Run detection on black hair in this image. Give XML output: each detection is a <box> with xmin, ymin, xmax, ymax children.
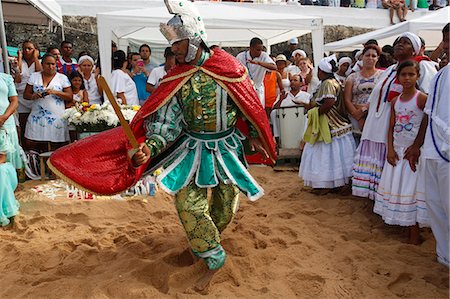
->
<box><xmin>69</xmin><ymin>71</ymin><xmax>86</xmax><ymax>90</ymax></box>
<box><xmin>164</xmin><ymin>47</ymin><xmax>174</xmax><ymax>58</ymax></box>
<box><xmin>112</xmin><ymin>50</ymin><xmax>127</xmax><ymax>69</ymax></box>
<box><xmin>41</xmin><ymin>53</ymin><xmax>56</xmax><ymax>63</ymax></box>
<box><xmin>130</xmin><ymin>52</ymin><xmax>140</xmax><ymax>58</ymax></box>
<box><xmin>139</xmin><ymin>44</ymin><xmax>151</xmax><ymax>54</ymax></box>
<box><xmin>250</xmin><ymin>37</ymin><xmax>263</xmax><ymax>47</ymax></box>
<box><xmin>46</xmin><ymin>46</ymin><xmax>58</xmax><ymax>53</ymax></box>
<box><xmin>365</xmin><ymin>39</ymin><xmax>378</xmax><ymax>46</ymax></box>
<box><xmin>22</xmin><ymin>40</ymin><xmax>37</xmax><ymax>49</ymax></box>
<box><xmin>77</xmin><ymin>51</ymin><xmax>90</xmax><ymax>60</ymax></box>
<box><xmin>60</xmin><ymin>40</ymin><xmax>73</xmax><ymax>48</ymax></box>
<box><xmin>362</xmin><ymin>44</ymin><xmax>381</xmax><ymax>56</ymax></box>
<box><xmin>351</xmin><ymin>49</ymin><xmax>360</xmax><ymax>59</ymax></box>
<box><xmin>382</xmin><ymin>45</ymin><xmax>394</xmax><ymax>56</ymax></box>
<box><xmin>396</xmin><ymin>60</ymin><xmax>420</xmax><ymax>78</ymax></box>
<box><xmin>443</xmin><ymin>23</ymin><xmax>449</xmax><ymax>34</ymax></box>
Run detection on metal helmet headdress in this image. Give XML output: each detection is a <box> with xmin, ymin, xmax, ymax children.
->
<box><xmin>160</xmin><ymin>0</ymin><xmax>207</xmax><ymax>63</ymax></box>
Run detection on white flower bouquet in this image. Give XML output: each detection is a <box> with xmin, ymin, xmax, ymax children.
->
<box><xmin>63</xmin><ymin>102</ymin><xmax>140</xmax><ymax>133</ymax></box>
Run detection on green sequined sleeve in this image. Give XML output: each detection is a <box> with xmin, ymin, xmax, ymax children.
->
<box><xmin>144</xmin><ymin>96</ymin><xmax>183</xmax><ymax>157</ymax></box>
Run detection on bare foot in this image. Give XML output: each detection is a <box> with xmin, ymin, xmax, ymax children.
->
<box><xmin>194</xmin><ymin>268</ymin><xmax>219</xmax><ymax>292</ymax></box>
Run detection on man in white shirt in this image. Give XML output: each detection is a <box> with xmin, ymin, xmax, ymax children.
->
<box><xmin>236</xmin><ymin>37</ymin><xmax>276</xmax><ymax>107</ymax></box>
<box><xmin>270</xmin><ymin>75</ymin><xmax>310</xmax><ymax>140</ymax></box>
<box><xmin>407</xmin><ymin>23</ymin><xmax>449</xmax><ymax>267</ymax></box>
<box><xmin>146</xmin><ymin>47</ymin><xmax>176</xmax><ymax>94</ymax></box>
<box><xmin>140</xmin><ymin>44</ymin><xmax>158</xmax><ymax>74</ymax></box>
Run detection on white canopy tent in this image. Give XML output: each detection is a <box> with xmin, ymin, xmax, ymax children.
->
<box><xmin>228</xmin><ymin>3</ymin><xmax>432</xmax><ymax>29</ymax></box>
<box><xmin>97</xmin><ymin>1</ymin><xmax>324</xmax><ymax>83</ymax></box>
<box><xmin>324</xmin><ymin>7</ymin><xmax>450</xmax><ymax>52</ymax></box>
<box><xmin>0</xmin><ymin>0</ymin><xmax>63</xmax><ymax>73</ymax></box>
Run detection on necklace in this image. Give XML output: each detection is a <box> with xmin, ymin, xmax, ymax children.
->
<box><xmin>375</xmin><ymin>67</ymin><xmax>397</xmax><ymax>118</ymax></box>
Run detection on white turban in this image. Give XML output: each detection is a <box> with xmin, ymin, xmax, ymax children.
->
<box><xmin>292</xmin><ymin>49</ymin><xmax>306</xmax><ymax>58</ymax></box>
<box><xmin>78</xmin><ymin>55</ymin><xmax>95</xmax><ymax>66</ymax></box>
<box><xmin>318</xmin><ymin>54</ymin><xmax>337</xmax><ymax>73</ymax></box>
<box><xmin>399</xmin><ymin>32</ymin><xmax>421</xmax><ymax>55</ymax></box>
<box><xmin>355</xmin><ymin>50</ymin><xmax>363</xmax><ymax>61</ymax></box>
<box><xmin>338</xmin><ymin>57</ymin><xmax>353</xmax><ymax>67</ymax></box>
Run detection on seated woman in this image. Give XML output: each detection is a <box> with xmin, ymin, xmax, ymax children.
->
<box><xmin>23</xmin><ymin>54</ymin><xmax>73</xmax><ymax>152</ymax></box>
<box><xmin>0</xmin><ymin>72</ymin><xmax>20</xmax><ymax>226</ymax></box>
<box><xmin>299</xmin><ymin>55</ymin><xmax>356</xmax><ymax>194</ymax></box>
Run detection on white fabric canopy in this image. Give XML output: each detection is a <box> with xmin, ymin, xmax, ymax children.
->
<box><xmin>324</xmin><ymin>7</ymin><xmax>450</xmax><ymax>52</ymax></box>
<box><xmin>96</xmin><ymin>1</ymin><xmax>324</xmax><ymax>83</ymax></box>
<box><xmin>2</xmin><ymin>0</ymin><xmax>62</xmax><ymax>26</ymax></box>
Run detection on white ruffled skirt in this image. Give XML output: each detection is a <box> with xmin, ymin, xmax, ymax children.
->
<box><xmin>374</xmin><ymin>149</ymin><xmax>429</xmax><ymax>227</ymax></box>
<box><xmin>299</xmin><ymin>133</ymin><xmax>356</xmax><ymax>188</ymax></box>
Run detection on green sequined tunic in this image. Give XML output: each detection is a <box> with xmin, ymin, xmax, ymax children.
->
<box><xmin>144</xmin><ymin>70</ymin><xmax>263</xmax><ymax>200</ymax></box>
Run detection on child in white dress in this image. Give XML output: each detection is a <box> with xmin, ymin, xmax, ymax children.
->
<box><xmin>374</xmin><ymin>60</ymin><xmax>428</xmax><ymax>244</ymax></box>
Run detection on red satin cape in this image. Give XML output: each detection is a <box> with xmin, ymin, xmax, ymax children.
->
<box><xmin>49</xmin><ymin>49</ymin><xmax>276</xmax><ymax>195</ymax></box>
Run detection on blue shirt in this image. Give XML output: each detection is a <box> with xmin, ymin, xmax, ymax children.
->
<box><xmin>132</xmin><ymin>72</ymin><xmax>150</xmax><ymax>102</ymax></box>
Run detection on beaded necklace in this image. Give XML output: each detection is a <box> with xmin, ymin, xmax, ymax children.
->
<box><xmin>375</xmin><ymin>66</ymin><xmax>397</xmax><ymax>118</ymax></box>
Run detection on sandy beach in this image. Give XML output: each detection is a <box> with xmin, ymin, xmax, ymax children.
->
<box><xmin>0</xmin><ymin>166</ymin><xmax>448</xmax><ymax>298</ymax></box>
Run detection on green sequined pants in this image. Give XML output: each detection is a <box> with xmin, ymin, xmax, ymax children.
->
<box><xmin>175</xmin><ymin>180</ymin><xmax>240</xmax><ymax>253</ymax></box>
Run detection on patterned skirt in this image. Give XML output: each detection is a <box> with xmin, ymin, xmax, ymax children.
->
<box><xmin>352</xmin><ymin>140</ymin><xmax>386</xmax><ymax>200</ymax></box>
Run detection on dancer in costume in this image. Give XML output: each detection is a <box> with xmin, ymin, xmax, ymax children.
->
<box><xmin>352</xmin><ymin>32</ymin><xmax>437</xmax><ymax>200</ymax></box>
<box><xmin>0</xmin><ymin>73</ymin><xmax>20</xmax><ymax>226</ymax></box>
<box><xmin>299</xmin><ymin>55</ymin><xmax>356</xmax><ymax>192</ymax></box>
<box><xmin>49</xmin><ymin>0</ymin><xmax>275</xmax><ymax>280</ymax></box>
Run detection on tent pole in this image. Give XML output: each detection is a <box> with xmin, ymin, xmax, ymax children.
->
<box><xmin>0</xmin><ymin>0</ymin><xmax>10</xmax><ymax>74</ymax></box>
<box><xmin>61</xmin><ymin>23</ymin><xmax>65</xmax><ymax>40</ymax></box>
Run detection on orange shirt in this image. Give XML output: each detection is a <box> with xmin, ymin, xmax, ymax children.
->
<box><xmin>264</xmin><ymin>71</ymin><xmax>277</xmax><ymax>108</ymax></box>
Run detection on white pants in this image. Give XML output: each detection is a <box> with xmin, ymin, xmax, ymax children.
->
<box><xmin>255</xmin><ymin>85</ymin><xmax>265</xmax><ymax>108</ymax></box>
<box><xmin>425</xmin><ymin>158</ymin><xmax>450</xmax><ymax>267</ymax></box>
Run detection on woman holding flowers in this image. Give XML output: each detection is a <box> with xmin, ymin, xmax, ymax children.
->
<box><xmin>23</xmin><ymin>54</ymin><xmax>72</xmax><ymax>152</ymax></box>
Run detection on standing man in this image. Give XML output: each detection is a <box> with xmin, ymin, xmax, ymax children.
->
<box><xmin>407</xmin><ymin>23</ymin><xmax>449</xmax><ymax>267</ymax></box>
<box><xmin>130</xmin><ymin>52</ymin><xmax>150</xmax><ymax>106</ymax></box>
<box><xmin>283</xmin><ymin>37</ymin><xmax>299</xmax><ymax>62</ymax></box>
<box><xmin>139</xmin><ymin>44</ymin><xmax>157</xmax><ymax>74</ymax></box>
<box><xmin>236</xmin><ymin>38</ymin><xmax>276</xmax><ymax>107</ymax></box>
<box><xmin>146</xmin><ymin>47</ymin><xmax>176</xmax><ymax>94</ymax></box>
<box><xmin>56</xmin><ymin>41</ymin><xmax>78</xmax><ymax>76</ymax></box>
<box><xmin>49</xmin><ymin>0</ymin><xmax>276</xmax><ymax>288</ymax></box>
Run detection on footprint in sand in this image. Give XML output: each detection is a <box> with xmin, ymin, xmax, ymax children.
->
<box><xmin>55</xmin><ymin>213</ymin><xmax>90</xmax><ymax>225</ymax></box>
<box><xmin>287</xmin><ymin>272</ymin><xmax>326</xmax><ymax>297</ymax></box>
<box><xmin>388</xmin><ymin>273</ymin><xmax>413</xmax><ymax>296</ymax></box>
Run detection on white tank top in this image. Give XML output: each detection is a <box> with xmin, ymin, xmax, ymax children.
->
<box><xmin>393</xmin><ymin>91</ymin><xmax>424</xmax><ymax>148</ymax></box>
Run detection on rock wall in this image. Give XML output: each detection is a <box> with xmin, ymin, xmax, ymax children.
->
<box><xmin>5</xmin><ymin>16</ymin><xmax>372</xmax><ymax>59</ymax></box>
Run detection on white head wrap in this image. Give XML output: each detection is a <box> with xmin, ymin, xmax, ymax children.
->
<box><xmin>338</xmin><ymin>57</ymin><xmax>352</xmax><ymax>67</ymax></box>
<box><xmin>399</xmin><ymin>32</ymin><xmax>421</xmax><ymax>55</ymax></box>
<box><xmin>318</xmin><ymin>54</ymin><xmax>337</xmax><ymax>73</ymax></box>
<box><xmin>78</xmin><ymin>55</ymin><xmax>95</xmax><ymax>66</ymax></box>
<box><xmin>292</xmin><ymin>49</ymin><xmax>306</xmax><ymax>58</ymax></box>
<box><xmin>355</xmin><ymin>50</ymin><xmax>363</xmax><ymax>61</ymax></box>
